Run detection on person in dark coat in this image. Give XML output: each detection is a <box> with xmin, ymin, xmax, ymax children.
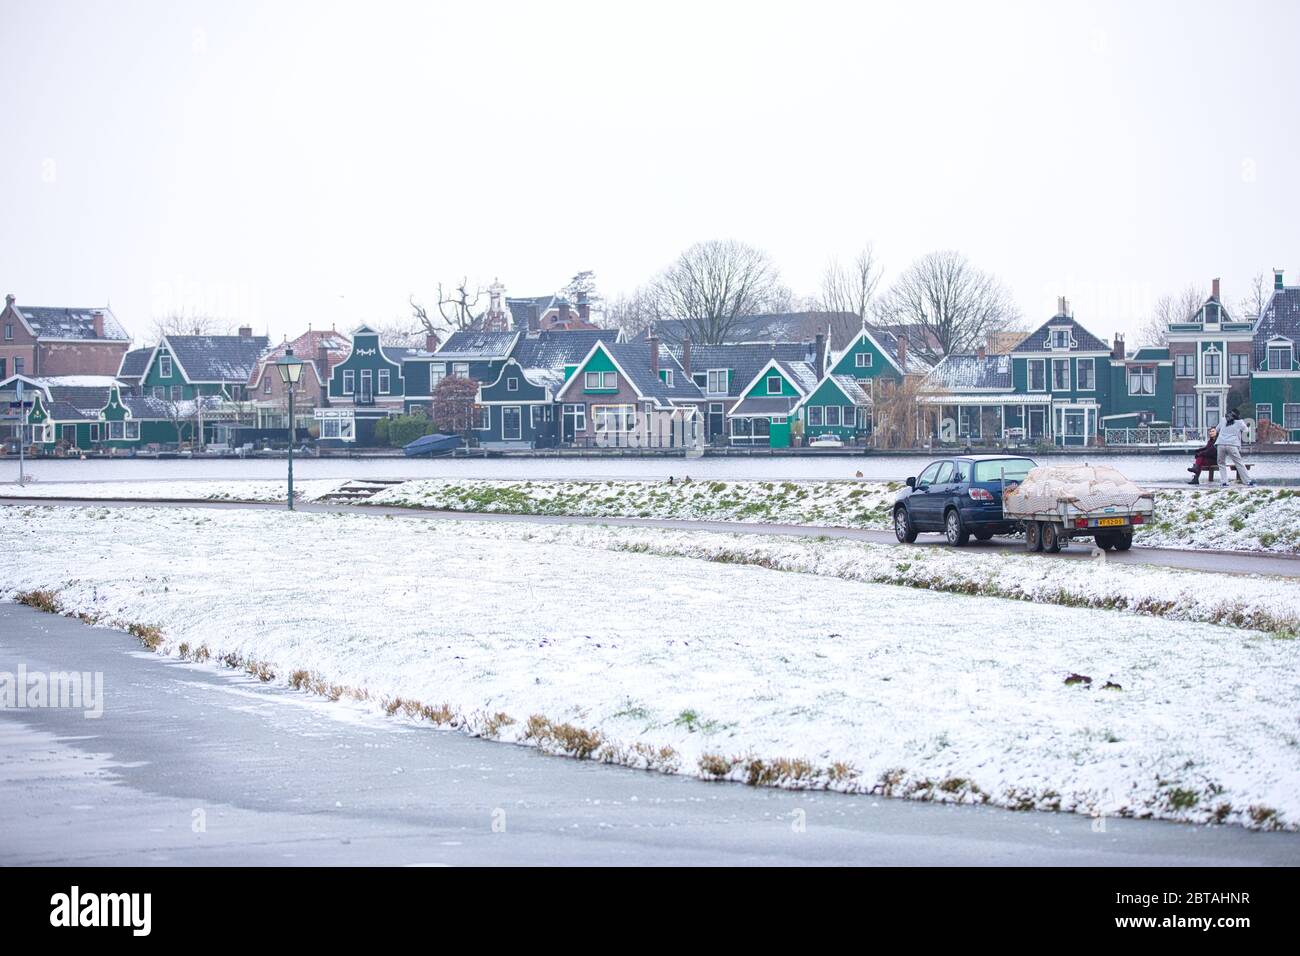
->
<box><xmin>1187</xmin><ymin>427</ymin><xmax>1217</xmax><ymax>484</ymax></box>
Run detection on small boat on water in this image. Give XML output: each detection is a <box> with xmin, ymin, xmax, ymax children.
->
<box><xmin>402</xmin><ymin>433</ymin><xmax>462</xmax><ymax>457</ymax></box>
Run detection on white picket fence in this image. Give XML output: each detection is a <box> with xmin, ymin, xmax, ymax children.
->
<box><xmin>1103</xmin><ymin>426</ymin><xmax>1204</xmax><ymax>447</ymax></box>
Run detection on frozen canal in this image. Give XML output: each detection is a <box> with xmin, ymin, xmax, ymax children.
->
<box><xmin>4</xmin><ymin>452</ymin><xmax>1298</xmax><ymax>484</ymax></box>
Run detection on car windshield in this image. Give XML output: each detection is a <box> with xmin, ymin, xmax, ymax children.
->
<box><xmin>972</xmin><ymin>458</ymin><xmax>1035</xmax><ymax>483</ymax></box>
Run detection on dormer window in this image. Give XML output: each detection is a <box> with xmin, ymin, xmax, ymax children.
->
<box><xmin>661</xmin><ymin>369</ymin><xmax>673</xmax><ymax>387</ymax></box>
<box><xmin>1268</xmin><ymin>340</ymin><xmax>1294</xmax><ymax>371</ymax></box>
<box><xmin>1049</xmin><ymin>328</ymin><xmax>1072</xmax><ymax>350</ymax></box>
<box><xmin>160</xmin><ymin>355</ymin><xmax>172</xmax><ymax>378</ymax></box>
<box><xmin>766</xmin><ymin>375</ymin><xmax>783</xmax><ymax>395</ymax></box>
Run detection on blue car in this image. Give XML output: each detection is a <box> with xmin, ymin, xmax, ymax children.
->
<box><xmin>893</xmin><ymin>455</ymin><xmax>1037</xmax><ymax>546</ymax></box>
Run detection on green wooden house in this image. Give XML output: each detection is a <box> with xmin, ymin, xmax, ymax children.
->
<box><xmin>1250</xmin><ymin>270</ymin><xmax>1300</xmax><ymax>439</ymax></box>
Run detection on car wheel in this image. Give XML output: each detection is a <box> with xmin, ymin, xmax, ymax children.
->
<box><xmin>1114</xmin><ymin>530</ymin><xmax>1133</xmax><ymax>551</ymax></box>
<box><xmin>1042</xmin><ymin>521</ymin><xmax>1062</xmax><ymax>553</ymax></box>
<box><xmin>1024</xmin><ymin>521</ymin><xmax>1043</xmax><ymax>552</ymax></box>
<box><xmin>894</xmin><ymin>506</ymin><xmax>918</xmax><ymax>543</ymax></box>
<box><xmin>944</xmin><ymin>508</ymin><xmax>970</xmax><ymax>546</ymax></box>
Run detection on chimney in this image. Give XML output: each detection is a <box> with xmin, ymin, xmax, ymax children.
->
<box><xmin>528</xmin><ymin>304</ymin><xmax>540</xmax><ymax>331</ymax></box>
<box><xmin>1112</xmin><ymin>333</ymin><xmax>1125</xmax><ymax>361</ymax></box>
<box><xmin>91</xmin><ymin>309</ymin><xmax>104</xmax><ymax>339</ymax></box>
<box><xmin>682</xmin><ymin>338</ymin><xmax>692</xmax><ymax>378</ymax></box>
<box><xmin>896</xmin><ymin>333</ymin><xmax>908</xmax><ymax>371</ymax></box>
<box><xmin>577</xmin><ymin>291</ymin><xmax>590</xmax><ymax>324</ymax></box>
<box><xmin>557</xmin><ymin>299</ymin><xmax>571</xmax><ymax>327</ymax></box>
<box><xmin>425</xmin><ymin>332</ymin><xmax>439</xmax><ymax>352</ymax></box>
<box><xmin>1211</xmin><ymin>277</ymin><xmax>1221</xmax><ymax>300</ymax></box>
<box><xmin>238</xmin><ymin>325</ymin><xmax>252</xmax><ymax>339</ymax></box>
<box><xmin>1057</xmin><ymin>295</ymin><xmax>1069</xmax><ymax>317</ymax></box>
<box><xmin>814</xmin><ymin>332</ymin><xmax>826</xmax><ymax>375</ymax></box>
<box><xmin>649</xmin><ymin>333</ymin><xmax>660</xmax><ymax>376</ymax></box>
<box><xmin>4</xmin><ymin>293</ymin><xmax>13</xmax><ymax>309</ymax></box>
<box><xmin>1276</xmin><ymin>269</ymin><xmax>1285</xmax><ymax>291</ymax></box>
<box><xmin>977</xmin><ymin>345</ymin><xmax>986</xmax><ymax>362</ymax></box>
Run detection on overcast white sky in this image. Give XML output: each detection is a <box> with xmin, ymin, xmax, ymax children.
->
<box><xmin>2</xmin><ymin>0</ymin><xmax>1297</xmax><ymax>346</ymax></box>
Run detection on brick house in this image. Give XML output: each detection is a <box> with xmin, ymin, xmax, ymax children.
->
<box><xmin>1166</xmin><ymin>278</ymin><xmax>1255</xmax><ymax>433</ymax></box>
<box><xmin>247</xmin><ymin>328</ymin><xmax>352</xmax><ymax>431</ymax></box>
<box><xmin>0</xmin><ymin>294</ymin><xmax>131</xmax><ymax>379</ymax></box>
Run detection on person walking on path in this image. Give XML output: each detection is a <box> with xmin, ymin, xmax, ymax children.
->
<box><xmin>1214</xmin><ymin>410</ymin><xmax>1253</xmax><ymax>487</ymax></box>
<box><xmin>1188</xmin><ymin>426</ymin><xmax>1217</xmax><ymax>484</ymax></box>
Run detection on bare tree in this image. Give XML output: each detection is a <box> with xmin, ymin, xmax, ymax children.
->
<box><xmin>407</xmin><ymin>280</ymin><xmax>489</xmax><ymax>340</ymax></box>
<box><xmin>651</xmin><ymin>240</ymin><xmax>786</xmax><ymax>344</ymax></box>
<box><xmin>605</xmin><ymin>285</ymin><xmax>665</xmax><ymax>339</ymax></box>
<box><xmin>371</xmin><ymin>322</ymin><xmax>428</xmax><ymax>348</ymax></box>
<box><xmin>1237</xmin><ymin>272</ymin><xmax>1270</xmax><ymax>320</ymax></box>
<box><xmin>818</xmin><ymin>244</ymin><xmax>882</xmax><ymax>321</ymax></box>
<box><xmin>150</xmin><ymin>310</ymin><xmax>233</xmax><ymax>342</ymax></box>
<box><xmin>873</xmin><ymin>251</ymin><xmax>1020</xmax><ymax>363</ymax></box>
<box><xmin>1137</xmin><ymin>284</ymin><xmax>1205</xmax><ymax>347</ymax></box>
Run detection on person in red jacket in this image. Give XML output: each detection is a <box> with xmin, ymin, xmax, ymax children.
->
<box><xmin>1187</xmin><ymin>426</ymin><xmax>1217</xmax><ymax>484</ymax></box>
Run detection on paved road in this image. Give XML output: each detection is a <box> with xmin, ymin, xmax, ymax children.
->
<box><xmin>4</xmin><ymin>495</ymin><xmax>1298</xmax><ymax>577</ymax></box>
<box><xmin>2</xmin><ymin>604</ymin><xmax>1298</xmax><ymax>865</ymax></box>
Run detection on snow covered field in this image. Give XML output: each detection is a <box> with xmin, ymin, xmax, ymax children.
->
<box><xmin>2</xmin><ymin>504</ymin><xmax>1297</xmax><ymax>829</ymax></box>
<box><xmin>5</xmin><ymin>475</ymin><xmax>1297</xmax><ymax>555</ymax></box>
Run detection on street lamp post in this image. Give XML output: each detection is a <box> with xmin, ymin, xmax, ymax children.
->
<box><xmin>275</xmin><ymin>348</ymin><xmax>305</xmax><ymax>511</ymax></box>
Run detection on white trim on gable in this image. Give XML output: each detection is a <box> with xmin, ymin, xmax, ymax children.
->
<box><xmin>734</xmin><ymin>357</ymin><xmax>808</xmax><ymax>404</ymax></box>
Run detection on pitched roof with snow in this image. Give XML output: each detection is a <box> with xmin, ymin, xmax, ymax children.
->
<box><xmin>665</xmin><ymin>341</ymin><xmax>821</xmax><ymax>398</ymax></box>
<box><xmin>1253</xmin><ymin>285</ymin><xmax>1300</xmax><ymax>370</ymax></box>
<box><xmin>512</xmin><ymin>329</ymin><xmax>620</xmax><ymax>371</ymax></box>
<box><xmin>166</xmin><ymin>334</ymin><xmax>270</xmax><ymax>383</ymax></box>
<box><xmin>436</xmin><ymin>331</ymin><xmax>518</xmax><ymax>360</ymax></box>
<box><xmin>926</xmin><ymin>353</ymin><xmax>1014</xmax><ymax>390</ymax></box>
<box><xmin>118</xmin><ymin>347</ymin><xmax>152</xmax><ymax>380</ymax></box>
<box><xmin>651</xmin><ymin>311</ymin><xmax>860</xmax><ymax>351</ymax></box>
<box><xmin>1010</xmin><ymin>313</ymin><xmax>1109</xmax><ymax>354</ymax></box>
<box><xmin>606</xmin><ymin>341</ymin><xmax>702</xmax><ymax>405</ymax></box>
<box><xmin>12</xmin><ymin>304</ymin><xmax>130</xmax><ymax>341</ymax></box>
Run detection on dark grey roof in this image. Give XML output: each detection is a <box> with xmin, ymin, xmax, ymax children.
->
<box><xmin>1254</xmin><ymin>286</ymin><xmax>1300</xmax><ymax>370</ymax></box>
<box><xmin>382</xmin><ymin>346</ymin><xmax>432</xmax><ymax>364</ymax></box>
<box><xmin>166</xmin><ymin>334</ymin><xmax>269</xmax><ymax>382</ymax></box>
<box><xmin>436</xmin><ymin>331</ymin><xmax>518</xmax><ymax>360</ymax></box>
<box><xmin>860</xmin><ymin>324</ymin><xmax>935</xmax><ymax>373</ymax></box>
<box><xmin>652</xmin><ymin>311</ymin><xmax>860</xmax><ymax>351</ymax></box>
<box><xmin>506</xmin><ymin>296</ymin><xmax>560</xmax><ymax>330</ymax></box>
<box><xmin>123</xmin><ymin>394</ymin><xmax>174</xmax><ymax>419</ymax></box>
<box><xmin>828</xmin><ymin>374</ymin><xmax>872</xmax><ymax>405</ymax></box>
<box><xmin>665</xmin><ymin>342</ymin><xmax>821</xmax><ymax>398</ymax></box>
<box><xmin>45</xmin><ymin>400</ymin><xmax>89</xmax><ymax>421</ymax></box>
<box><xmin>731</xmin><ymin>395</ymin><xmax>800</xmax><ymax>416</ymax></box>
<box><xmin>607</xmin><ymin>342</ymin><xmax>702</xmax><ymax>405</ymax></box>
<box><xmin>513</xmin><ymin>329</ymin><xmax>620</xmax><ymax>371</ymax></box>
<box><xmin>46</xmin><ymin>385</ymin><xmax>113</xmax><ymax>417</ymax></box>
<box><xmin>15</xmin><ymin>305</ymin><xmax>130</xmax><ymax>341</ymax></box>
<box><xmin>1010</xmin><ymin>314</ymin><xmax>1109</xmax><ymax>354</ymax></box>
<box><xmin>926</xmin><ymin>353</ymin><xmax>1014</xmax><ymax>390</ymax></box>
<box><xmin>118</xmin><ymin>347</ymin><xmax>152</xmax><ymax>379</ymax></box>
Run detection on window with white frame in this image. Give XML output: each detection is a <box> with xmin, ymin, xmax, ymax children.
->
<box><xmin>707</xmin><ymin>369</ymin><xmax>728</xmax><ymax>394</ymax></box>
<box><xmin>263</xmin><ymin>376</ymin><xmax>273</xmax><ymax>395</ymax></box>
<box><xmin>125</xmin><ymin>421</ymin><xmax>140</xmax><ymax>440</ymax></box>
<box><xmin>1174</xmin><ymin>393</ymin><xmax>1196</xmax><ymax>428</ymax></box>
<box><xmin>108</xmin><ymin>420</ymin><xmax>125</xmax><ymax>440</ymax></box>
<box><xmin>855</xmin><ymin>352</ymin><xmax>872</xmax><ymax>369</ymax></box>
<box><xmin>766</xmin><ymin>375</ymin><xmax>783</xmax><ymax>395</ymax></box>
<box><xmin>153</xmin><ymin>386</ymin><xmax>165</xmax><ymax>399</ymax></box>
<box><xmin>89</xmin><ymin>423</ymin><xmax>99</xmax><ymax>442</ymax></box>
<box><xmin>661</xmin><ymin>369</ymin><xmax>673</xmax><ymax>387</ymax></box>
<box><xmin>506</xmin><ymin>376</ymin><xmax>519</xmax><ymax>392</ymax></box>
<box><xmin>1286</xmin><ymin>404</ymin><xmax>1300</xmax><ymax>430</ymax></box>
<box><xmin>1076</xmin><ymin>358</ymin><xmax>1095</xmax><ymax>390</ymax></box>
<box><xmin>825</xmin><ymin>405</ymin><xmax>841</xmax><ymax>426</ymax></box>
<box><xmin>692</xmin><ymin>372</ymin><xmax>707</xmax><ymax>389</ymax></box>
<box><xmin>1051</xmin><ymin>359</ymin><xmax>1070</xmax><ymax>390</ymax></box>
<box><xmin>453</xmin><ymin>363</ymin><xmax>470</xmax><ymax>378</ymax></box>
<box><xmin>476</xmin><ymin>405</ymin><xmax>490</xmax><ymax>429</ymax></box>
<box><xmin>1127</xmin><ymin>365</ymin><xmax>1154</xmax><ymax>396</ymax></box>
<box><xmin>429</xmin><ymin>364</ymin><xmax>446</xmax><ymax>388</ymax></box>
<box><xmin>502</xmin><ymin>406</ymin><xmax>522</xmax><ymax>441</ymax></box>
<box><xmin>584</xmin><ymin>370</ymin><xmax>616</xmax><ymax>390</ymax></box>
<box><xmin>1203</xmin><ymin>349</ymin><xmax>1222</xmax><ymax>382</ymax></box>
<box><xmin>1028</xmin><ymin>359</ymin><xmax>1046</xmax><ymax>391</ymax></box>
<box><xmin>342</xmin><ymin>370</ymin><xmax>354</xmax><ymax>395</ymax></box>
<box><xmin>807</xmin><ymin>406</ymin><xmax>823</xmax><ymax>426</ymax></box>
<box><xmin>593</xmin><ymin>404</ymin><xmax>636</xmax><ymax>432</ymax></box>
<box><xmin>845</xmin><ymin>406</ymin><xmax>857</xmax><ymax>428</ymax></box>
<box><xmin>170</xmin><ymin>385</ymin><xmax>182</xmax><ymax>401</ymax></box>
<box><xmin>378</xmin><ymin>369</ymin><xmax>391</xmax><ymax>394</ymax></box>
<box><xmin>1050</xmin><ymin>329</ymin><xmax>1071</xmax><ymax>350</ymax></box>
<box><xmin>563</xmin><ymin>403</ymin><xmax>586</xmax><ymax>432</ymax></box>
<box><xmin>160</xmin><ymin>355</ymin><xmax>172</xmax><ymax>378</ymax></box>
<box><xmin>3</xmin><ymin>323</ymin><xmax>12</xmax><ymax>340</ymax></box>
<box><xmin>1268</xmin><ymin>342</ymin><xmax>1293</xmax><ymax>371</ymax></box>
<box><xmin>1256</xmin><ymin>404</ymin><xmax>1272</xmax><ymax>424</ymax></box>
<box><xmin>1175</xmin><ymin>353</ymin><xmax>1195</xmax><ymax>377</ymax></box>
<box><xmin>1229</xmin><ymin>352</ymin><xmax>1250</xmax><ymax>377</ymax></box>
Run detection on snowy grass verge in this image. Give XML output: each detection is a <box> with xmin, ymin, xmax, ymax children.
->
<box><xmin>0</xmin><ymin>478</ymin><xmax>346</xmax><ymax>503</ymax></box>
<box><xmin>2</xmin><ymin>504</ymin><xmax>1298</xmax><ymax>830</ymax></box>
